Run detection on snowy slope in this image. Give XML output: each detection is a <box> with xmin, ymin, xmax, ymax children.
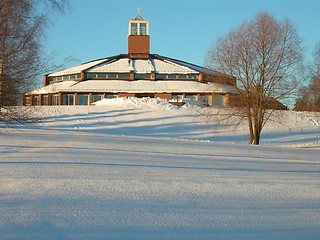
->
<box><xmin>0</xmin><ymin>98</ymin><xmax>320</xmax><ymax>240</ymax></box>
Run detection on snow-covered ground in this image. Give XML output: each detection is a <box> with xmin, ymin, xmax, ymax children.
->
<box><xmin>1</xmin><ymin>98</ymin><xmax>320</xmax><ymax>240</ymax></box>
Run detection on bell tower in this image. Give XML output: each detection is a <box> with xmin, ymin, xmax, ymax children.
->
<box><xmin>128</xmin><ymin>8</ymin><xmax>150</xmax><ymax>58</ymax></box>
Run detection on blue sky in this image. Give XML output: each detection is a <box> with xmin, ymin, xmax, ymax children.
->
<box><xmin>45</xmin><ymin>0</ymin><xmax>320</xmax><ymax>69</ymax></box>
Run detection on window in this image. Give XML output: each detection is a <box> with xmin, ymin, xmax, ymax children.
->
<box><xmin>52</xmin><ymin>95</ymin><xmax>59</xmax><ymax>105</ymax></box>
<box><xmin>156</xmin><ymin>74</ymin><xmax>166</xmax><ymax>80</ymax></box>
<box><xmin>135</xmin><ymin>74</ymin><xmax>151</xmax><ymax>79</ymax></box>
<box><xmin>131</xmin><ymin>23</ymin><xmax>138</xmax><ymax>35</ymax></box>
<box><xmin>87</xmin><ymin>74</ymin><xmax>96</xmax><ymax>79</ymax></box>
<box><xmin>117</xmin><ymin>74</ymin><xmax>130</xmax><ymax>79</ymax></box>
<box><xmin>108</xmin><ymin>74</ymin><xmax>117</xmax><ymax>78</ymax></box>
<box><xmin>106</xmin><ymin>94</ymin><xmax>117</xmax><ymax>99</ymax></box>
<box><xmin>155</xmin><ymin>74</ymin><xmax>198</xmax><ymax>80</ymax></box>
<box><xmin>187</xmin><ymin>74</ymin><xmax>197</xmax><ymax>79</ymax></box>
<box><xmin>92</xmin><ymin>94</ymin><xmax>102</xmax><ymax>103</ymax></box>
<box><xmin>42</xmin><ymin>95</ymin><xmax>49</xmax><ymax>105</ymax></box>
<box><xmin>78</xmin><ymin>94</ymin><xmax>88</xmax><ymax>105</ymax></box>
<box><xmin>140</xmin><ymin>23</ymin><xmax>147</xmax><ymax>35</ymax></box>
<box><xmin>185</xmin><ymin>95</ymin><xmax>197</xmax><ymax>101</ymax></box>
<box><xmin>171</xmin><ymin>95</ymin><xmax>183</xmax><ymax>100</ymax></box>
<box><xmin>62</xmin><ymin>94</ymin><xmax>74</xmax><ymax>105</ymax></box>
<box><xmin>32</xmin><ymin>96</ymin><xmax>39</xmax><ymax>106</ymax></box>
<box><xmin>200</xmin><ymin>95</ymin><xmax>210</xmax><ymax>105</ymax></box>
<box><xmin>97</xmin><ymin>74</ymin><xmax>107</xmax><ymax>78</ymax></box>
<box><xmin>24</xmin><ymin>97</ymin><xmax>31</xmax><ymax>105</ymax></box>
<box><xmin>178</xmin><ymin>75</ymin><xmax>187</xmax><ymax>79</ymax></box>
<box><xmin>214</xmin><ymin>95</ymin><xmax>225</xmax><ymax>106</ymax></box>
<box><xmin>50</xmin><ymin>74</ymin><xmax>81</xmax><ymax>81</ymax></box>
<box><xmin>167</xmin><ymin>74</ymin><xmax>177</xmax><ymax>79</ymax></box>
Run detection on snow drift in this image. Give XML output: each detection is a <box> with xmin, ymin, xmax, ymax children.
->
<box><xmin>0</xmin><ymin>97</ymin><xmax>319</xmax><ymax>240</ymax></box>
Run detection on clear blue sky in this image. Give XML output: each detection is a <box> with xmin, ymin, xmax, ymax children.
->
<box><xmin>45</xmin><ymin>0</ymin><xmax>320</xmax><ymax>69</ymax></box>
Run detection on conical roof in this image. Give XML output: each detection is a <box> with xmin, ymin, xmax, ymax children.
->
<box><xmin>47</xmin><ymin>54</ymin><xmax>230</xmax><ymax>77</ymax></box>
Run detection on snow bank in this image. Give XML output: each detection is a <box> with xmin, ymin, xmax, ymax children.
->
<box><xmin>1</xmin><ymin>99</ymin><xmax>320</xmax><ymax>240</ymax></box>
<box><xmin>93</xmin><ymin>97</ymin><xmax>180</xmax><ymax>110</ymax></box>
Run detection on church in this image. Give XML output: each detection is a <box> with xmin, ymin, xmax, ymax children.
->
<box><xmin>23</xmin><ymin>12</ymin><xmax>241</xmax><ymax>107</ymax></box>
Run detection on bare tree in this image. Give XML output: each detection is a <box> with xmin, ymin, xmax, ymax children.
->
<box><xmin>0</xmin><ymin>0</ymin><xmax>69</xmax><ymax>124</ymax></box>
<box><xmin>207</xmin><ymin>12</ymin><xmax>303</xmax><ymax>145</ymax></box>
<box><xmin>294</xmin><ymin>43</ymin><xmax>320</xmax><ymax>112</ymax></box>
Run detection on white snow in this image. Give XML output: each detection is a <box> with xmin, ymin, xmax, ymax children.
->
<box><xmin>152</xmin><ymin>58</ymin><xmax>198</xmax><ymax>74</ymax></box>
<box><xmin>26</xmin><ymin>80</ymin><xmax>237</xmax><ymax>95</ymax></box>
<box><xmin>1</xmin><ymin>98</ymin><xmax>320</xmax><ymax>240</ymax></box>
<box><xmin>48</xmin><ymin>58</ymin><xmax>109</xmax><ymax>77</ymax></box>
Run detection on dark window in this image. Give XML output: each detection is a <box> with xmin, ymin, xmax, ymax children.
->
<box><xmin>78</xmin><ymin>95</ymin><xmax>88</xmax><ymax>105</ymax></box>
<box><xmin>214</xmin><ymin>95</ymin><xmax>225</xmax><ymax>106</ymax></box>
<box><xmin>87</xmin><ymin>74</ymin><xmax>96</xmax><ymax>79</ymax></box>
<box><xmin>200</xmin><ymin>95</ymin><xmax>210</xmax><ymax>105</ymax></box>
<box><xmin>185</xmin><ymin>95</ymin><xmax>196</xmax><ymax>101</ymax></box>
<box><xmin>131</xmin><ymin>23</ymin><xmax>138</xmax><ymax>35</ymax></box>
<box><xmin>156</xmin><ymin>74</ymin><xmax>166</xmax><ymax>80</ymax></box>
<box><xmin>106</xmin><ymin>94</ymin><xmax>117</xmax><ymax>99</ymax></box>
<box><xmin>167</xmin><ymin>74</ymin><xmax>177</xmax><ymax>79</ymax></box>
<box><xmin>52</xmin><ymin>95</ymin><xmax>59</xmax><ymax>105</ymax></box>
<box><xmin>107</xmin><ymin>74</ymin><xmax>117</xmax><ymax>78</ymax></box>
<box><xmin>118</xmin><ymin>74</ymin><xmax>130</xmax><ymax>79</ymax></box>
<box><xmin>178</xmin><ymin>75</ymin><xmax>187</xmax><ymax>79</ymax></box>
<box><xmin>62</xmin><ymin>94</ymin><xmax>74</xmax><ymax>105</ymax></box>
<box><xmin>171</xmin><ymin>95</ymin><xmax>183</xmax><ymax>100</ymax></box>
<box><xmin>42</xmin><ymin>95</ymin><xmax>49</xmax><ymax>105</ymax></box>
<box><xmin>97</xmin><ymin>74</ymin><xmax>107</xmax><ymax>78</ymax></box>
<box><xmin>135</xmin><ymin>74</ymin><xmax>151</xmax><ymax>79</ymax></box>
<box><xmin>140</xmin><ymin>23</ymin><xmax>147</xmax><ymax>35</ymax></box>
<box><xmin>92</xmin><ymin>94</ymin><xmax>102</xmax><ymax>103</ymax></box>
<box><xmin>188</xmin><ymin>74</ymin><xmax>197</xmax><ymax>79</ymax></box>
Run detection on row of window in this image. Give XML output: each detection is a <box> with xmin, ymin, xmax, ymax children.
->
<box><xmin>86</xmin><ymin>73</ymin><xmax>131</xmax><ymax>79</ymax></box>
<box><xmin>131</xmin><ymin>23</ymin><xmax>147</xmax><ymax>35</ymax></box>
<box><xmin>49</xmin><ymin>74</ymin><xmax>81</xmax><ymax>82</ymax></box>
<box><xmin>28</xmin><ymin>94</ymin><xmax>225</xmax><ymax>106</ymax></box>
<box><xmin>62</xmin><ymin>94</ymin><xmax>117</xmax><ymax>105</ymax></box>
<box><xmin>48</xmin><ymin>73</ymin><xmax>199</xmax><ymax>82</ymax></box>
<box><xmin>171</xmin><ymin>95</ymin><xmax>224</xmax><ymax>105</ymax></box>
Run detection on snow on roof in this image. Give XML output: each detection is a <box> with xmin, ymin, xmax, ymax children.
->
<box><xmin>26</xmin><ymin>81</ymin><xmax>78</xmax><ymax>94</ymax></box>
<box><xmin>87</xmin><ymin>57</ymin><xmax>198</xmax><ymax>74</ymax></box>
<box><xmin>26</xmin><ymin>80</ymin><xmax>238</xmax><ymax>95</ymax></box>
<box><xmin>48</xmin><ymin>55</ymin><xmax>202</xmax><ymax>76</ymax></box>
<box><xmin>133</xmin><ymin>59</ymin><xmax>154</xmax><ymax>73</ymax></box>
<box><xmin>167</xmin><ymin>58</ymin><xmax>232</xmax><ymax>77</ymax></box>
<box><xmin>152</xmin><ymin>58</ymin><xmax>198</xmax><ymax>74</ymax></box>
<box><xmin>48</xmin><ymin>59</ymin><xmax>109</xmax><ymax>77</ymax></box>
<box><xmin>88</xmin><ymin>58</ymin><xmax>133</xmax><ymax>73</ymax></box>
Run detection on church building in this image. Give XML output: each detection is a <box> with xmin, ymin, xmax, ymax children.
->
<box><xmin>23</xmin><ymin>12</ymin><xmax>240</xmax><ymax>107</ymax></box>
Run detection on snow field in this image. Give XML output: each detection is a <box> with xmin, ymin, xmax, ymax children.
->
<box><xmin>0</xmin><ymin>98</ymin><xmax>320</xmax><ymax>239</ymax></box>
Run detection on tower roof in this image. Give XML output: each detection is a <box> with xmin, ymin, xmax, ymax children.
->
<box><xmin>131</xmin><ymin>14</ymin><xmax>146</xmax><ymax>21</ymax></box>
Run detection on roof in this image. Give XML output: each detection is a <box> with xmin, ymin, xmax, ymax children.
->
<box><xmin>26</xmin><ymin>80</ymin><xmax>238</xmax><ymax>95</ymax></box>
<box><xmin>131</xmin><ymin>14</ymin><xmax>146</xmax><ymax>21</ymax></box>
<box><xmin>47</xmin><ymin>54</ymin><xmax>230</xmax><ymax>76</ymax></box>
